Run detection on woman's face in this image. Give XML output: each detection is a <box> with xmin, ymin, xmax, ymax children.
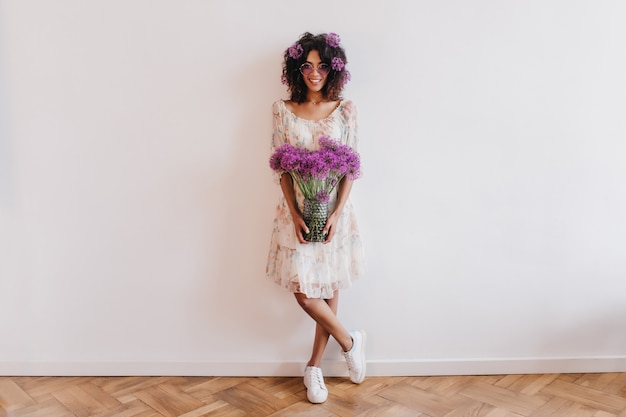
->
<box><xmin>301</xmin><ymin>50</ymin><xmax>328</xmax><ymax>93</ymax></box>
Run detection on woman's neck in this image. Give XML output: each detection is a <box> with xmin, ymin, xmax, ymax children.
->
<box><xmin>305</xmin><ymin>93</ymin><xmax>325</xmax><ymax>105</ymax></box>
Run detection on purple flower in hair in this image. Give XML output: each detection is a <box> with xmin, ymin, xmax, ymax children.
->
<box><xmin>326</xmin><ymin>33</ymin><xmax>341</xmax><ymax>48</ymax></box>
<box><xmin>331</xmin><ymin>57</ymin><xmax>345</xmax><ymax>71</ymax></box>
<box><xmin>288</xmin><ymin>43</ymin><xmax>303</xmax><ymax>59</ymax></box>
<box><xmin>341</xmin><ymin>69</ymin><xmax>351</xmax><ymax>87</ymax></box>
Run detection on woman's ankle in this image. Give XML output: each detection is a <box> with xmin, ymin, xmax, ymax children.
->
<box><xmin>343</xmin><ymin>335</ymin><xmax>354</xmax><ymax>353</ymax></box>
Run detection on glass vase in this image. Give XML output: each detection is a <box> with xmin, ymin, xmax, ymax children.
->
<box><xmin>303</xmin><ymin>198</ymin><xmax>328</xmax><ymax>242</ymax></box>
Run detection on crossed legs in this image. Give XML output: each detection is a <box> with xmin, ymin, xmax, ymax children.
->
<box><xmin>294</xmin><ymin>290</ymin><xmax>353</xmax><ymax>367</ymax></box>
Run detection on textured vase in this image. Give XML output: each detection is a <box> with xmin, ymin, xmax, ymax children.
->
<box><xmin>303</xmin><ymin>199</ymin><xmax>328</xmax><ymax>242</ymax></box>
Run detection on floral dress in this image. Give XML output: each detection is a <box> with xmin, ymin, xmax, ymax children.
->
<box><xmin>266</xmin><ymin>99</ymin><xmax>365</xmax><ymax>299</ymax></box>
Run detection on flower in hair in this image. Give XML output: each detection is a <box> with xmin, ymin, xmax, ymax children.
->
<box><xmin>288</xmin><ymin>43</ymin><xmax>303</xmax><ymax>59</ymax></box>
<box><xmin>326</xmin><ymin>33</ymin><xmax>341</xmax><ymax>48</ymax></box>
<box><xmin>331</xmin><ymin>57</ymin><xmax>345</xmax><ymax>71</ymax></box>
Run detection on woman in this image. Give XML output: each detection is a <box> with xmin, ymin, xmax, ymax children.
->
<box><xmin>266</xmin><ymin>32</ymin><xmax>366</xmax><ymax>404</ymax></box>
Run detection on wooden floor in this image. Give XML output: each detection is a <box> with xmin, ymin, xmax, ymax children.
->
<box><xmin>1</xmin><ymin>373</ymin><xmax>626</xmax><ymax>417</ymax></box>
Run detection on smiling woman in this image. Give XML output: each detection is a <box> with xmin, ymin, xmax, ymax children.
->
<box><xmin>280</xmin><ymin>32</ymin><xmax>350</xmax><ymax>104</ymax></box>
<box><xmin>266</xmin><ymin>32</ymin><xmax>365</xmax><ymax>404</ymax></box>
<box><xmin>3</xmin><ymin>0</ymin><xmax>625</xmax><ymax>390</ymax></box>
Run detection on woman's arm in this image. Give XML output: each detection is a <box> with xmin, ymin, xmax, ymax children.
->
<box><xmin>323</xmin><ymin>177</ymin><xmax>353</xmax><ymax>244</ymax></box>
<box><xmin>280</xmin><ymin>173</ymin><xmax>310</xmax><ymax>244</ymax></box>
<box><xmin>322</xmin><ymin>101</ymin><xmax>360</xmax><ymax>244</ymax></box>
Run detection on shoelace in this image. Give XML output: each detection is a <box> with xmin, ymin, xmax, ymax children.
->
<box><xmin>344</xmin><ymin>351</ymin><xmax>356</xmax><ymax>371</ymax></box>
<box><xmin>311</xmin><ymin>368</ymin><xmax>326</xmax><ymax>389</ymax></box>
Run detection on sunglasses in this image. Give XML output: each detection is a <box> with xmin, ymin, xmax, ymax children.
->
<box><xmin>299</xmin><ymin>63</ymin><xmax>330</xmax><ymax>76</ymax></box>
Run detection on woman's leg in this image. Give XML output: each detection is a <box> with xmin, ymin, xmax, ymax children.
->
<box><xmin>306</xmin><ymin>291</ymin><xmax>340</xmax><ymax>367</ymax></box>
<box><xmin>295</xmin><ymin>291</ymin><xmax>353</xmax><ymax>356</ymax></box>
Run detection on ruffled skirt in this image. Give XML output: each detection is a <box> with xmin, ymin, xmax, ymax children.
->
<box><xmin>266</xmin><ymin>191</ymin><xmax>365</xmax><ymax>299</ymax></box>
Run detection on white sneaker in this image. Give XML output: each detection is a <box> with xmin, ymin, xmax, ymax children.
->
<box><xmin>343</xmin><ymin>330</ymin><xmax>367</xmax><ymax>384</ymax></box>
<box><xmin>303</xmin><ymin>366</ymin><xmax>328</xmax><ymax>403</ymax></box>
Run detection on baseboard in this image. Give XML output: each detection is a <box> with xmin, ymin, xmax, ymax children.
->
<box><xmin>2</xmin><ymin>357</ymin><xmax>626</xmax><ymax>377</ymax></box>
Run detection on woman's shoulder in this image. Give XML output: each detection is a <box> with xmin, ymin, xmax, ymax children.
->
<box><xmin>339</xmin><ymin>99</ymin><xmax>358</xmax><ymax>120</ymax></box>
<box><xmin>340</xmin><ymin>99</ymin><xmax>356</xmax><ymax>109</ymax></box>
<box><xmin>272</xmin><ymin>99</ymin><xmax>285</xmax><ymax>112</ymax></box>
<box><xmin>274</xmin><ymin>99</ymin><xmax>299</xmax><ymax>118</ymax></box>
<box><xmin>274</xmin><ymin>100</ymin><xmax>294</xmax><ymax>122</ymax></box>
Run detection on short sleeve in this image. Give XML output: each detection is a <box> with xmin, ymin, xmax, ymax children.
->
<box><xmin>270</xmin><ymin>100</ymin><xmax>286</xmax><ymax>184</ymax></box>
<box><xmin>340</xmin><ymin>100</ymin><xmax>359</xmax><ymax>151</ymax></box>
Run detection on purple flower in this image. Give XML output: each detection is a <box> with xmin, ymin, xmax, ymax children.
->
<box><xmin>326</xmin><ymin>33</ymin><xmax>341</xmax><ymax>48</ymax></box>
<box><xmin>315</xmin><ymin>189</ymin><xmax>330</xmax><ymax>203</ymax></box>
<box><xmin>281</xmin><ymin>150</ymin><xmax>301</xmax><ymax>171</ymax></box>
<box><xmin>331</xmin><ymin>57</ymin><xmax>344</xmax><ymax>71</ymax></box>
<box><xmin>269</xmin><ymin>153</ymin><xmax>280</xmax><ymax>170</ymax></box>
<box><xmin>319</xmin><ymin>149</ymin><xmax>339</xmax><ymax>169</ymax></box>
<box><xmin>318</xmin><ymin>135</ymin><xmax>338</xmax><ymax>150</ymax></box>
<box><xmin>288</xmin><ymin>43</ymin><xmax>303</xmax><ymax>59</ymax></box>
<box><xmin>269</xmin><ymin>137</ymin><xmax>360</xmax><ymax>201</ymax></box>
<box><xmin>343</xmin><ymin>69</ymin><xmax>351</xmax><ymax>86</ymax></box>
<box><xmin>310</xmin><ymin>153</ymin><xmax>331</xmax><ymax>179</ymax></box>
<box><xmin>345</xmin><ymin>153</ymin><xmax>361</xmax><ymax>180</ymax></box>
<box><xmin>269</xmin><ymin>144</ymin><xmax>287</xmax><ymax>170</ymax></box>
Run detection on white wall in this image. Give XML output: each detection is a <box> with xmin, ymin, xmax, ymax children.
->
<box><xmin>1</xmin><ymin>0</ymin><xmax>625</xmax><ymax>376</ymax></box>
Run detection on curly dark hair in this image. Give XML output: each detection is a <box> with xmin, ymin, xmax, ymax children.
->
<box><xmin>282</xmin><ymin>32</ymin><xmax>350</xmax><ymax>103</ymax></box>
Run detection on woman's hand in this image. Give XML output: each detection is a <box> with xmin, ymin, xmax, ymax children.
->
<box><xmin>280</xmin><ymin>174</ymin><xmax>310</xmax><ymax>244</ymax></box>
<box><xmin>322</xmin><ymin>177</ymin><xmax>353</xmax><ymax>244</ymax></box>
<box><xmin>322</xmin><ymin>211</ymin><xmax>340</xmax><ymax>244</ymax></box>
<box><xmin>292</xmin><ymin>212</ymin><xmax>310</xmax><ymax>244</ymax></box>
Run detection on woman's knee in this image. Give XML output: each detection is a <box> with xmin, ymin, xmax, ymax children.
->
<box><xmin>295</xmin><ymin>293</ymin><xmax>317</xmax><ymax>311</ymax></box>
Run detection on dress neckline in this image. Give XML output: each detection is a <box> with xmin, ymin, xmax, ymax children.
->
<box><xmin>281</xmin><ymin>99</ymin><xmax>343</xmax><ymax>122</ymax></box>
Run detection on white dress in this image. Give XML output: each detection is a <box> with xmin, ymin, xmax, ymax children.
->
<box><xmin>266</xmin><ymin>99</ymin><xmax>365</xmax><ymax>299</ymax></box>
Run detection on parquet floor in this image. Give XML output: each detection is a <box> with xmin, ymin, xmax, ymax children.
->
<box><xmin>1</xmin><ymin>373</ymin><xmax>626</xmax><ymax>417</ymax></box>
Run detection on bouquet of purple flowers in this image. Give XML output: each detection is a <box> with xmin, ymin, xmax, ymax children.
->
<box><xmin>270</xmin><ymin>136</ymin><xmax>361</xmax><ymax>241</ymax></box>
<box><xmin>270</xmin><ymin>135</ymin><xmax>361</xmax><ymax>203</ymax></box>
